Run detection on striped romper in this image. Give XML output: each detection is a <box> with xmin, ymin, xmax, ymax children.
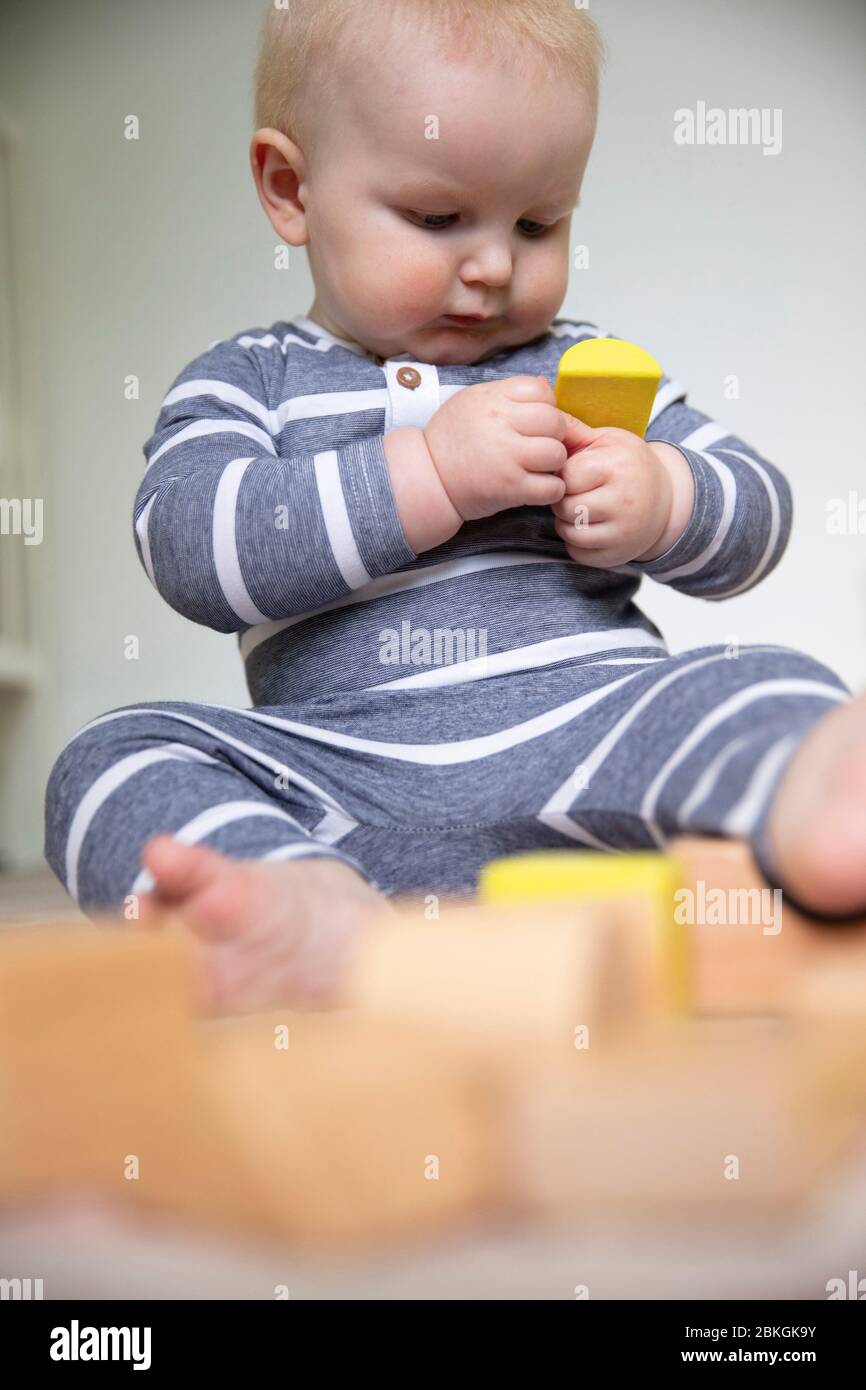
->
<box><xmin>44</xmin><ymin>314</ymin><xmax>851</xmax><ymax>911</ymax></box>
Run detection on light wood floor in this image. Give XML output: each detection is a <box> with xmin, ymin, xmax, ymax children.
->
<box><xmin>0</xmin><ymin>865</ymin><xmax>86</xmax><ymax>924</ymax></box>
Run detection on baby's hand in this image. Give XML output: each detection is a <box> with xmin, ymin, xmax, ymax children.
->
<box><xmin>550</xmin><ymin>419</ymin><xmax>675</xmax><ymax>568</ymax></box>
<box><xmin>423</xmin><ymin>376</ymin><xmax>570</xmax><ymax>521</ymax></box>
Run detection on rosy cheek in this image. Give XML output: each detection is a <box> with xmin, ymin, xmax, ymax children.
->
<box><xmin>387</xmin><ymin>261</ymin><xmax>450</xmax><ymax>322</ymax></box>
<box><xmin>515</xmin><ymin>250</ymin><xmax>563</xmax><ymax>302</ymax></box>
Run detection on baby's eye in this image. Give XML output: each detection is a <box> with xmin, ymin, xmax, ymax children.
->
<box><xmin>405</xmin><ymin>211</ymin><xmax>553</xmax><ymax>236</ymax></box>
<box><xmin>516</xmin><ymin>219</ymin><xmax>550</xmax><ymax>238</ymax></box>
<box><xmin>406</xmin><ymin>211</ymin><xmax>457</xmax><ymax>230</ymax></box>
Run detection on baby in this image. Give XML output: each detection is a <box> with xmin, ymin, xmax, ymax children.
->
<box><xmin>44</xmin><ymin>0</ymin><xmax>866</xmax><ymax>1013</ymax></box>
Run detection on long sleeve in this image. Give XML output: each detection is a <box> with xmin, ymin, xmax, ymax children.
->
<box><xmin>133</xmin><ymin>336</ymin><xmax>417</xmax><ymax>633</ymax></box>
<box><xmin>624</xmin><ymin>375</ymin><xmax>793</xmax><ymax>600</ymax></box>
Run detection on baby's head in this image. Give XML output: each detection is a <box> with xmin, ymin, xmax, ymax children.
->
<box><xmin>251</xmin><ymin>0</ymin><xmax>604</xmax><ymax>366</ymax></box>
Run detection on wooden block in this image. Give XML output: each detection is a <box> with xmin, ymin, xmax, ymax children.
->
<box><xmin>76</xmin><ymin>1037</ymin><xmax>278</xmax><ymax>1237</ymax></box>
<box><xmin>478</xmin><ymin>849</ymin><xmax>691</xmax><ymax>1012</ymax></box>
<box><xmin>0</xmin><ymin>919</ymin><xmax>199</xmax><ymax>1198</ymax></box>
<box><xmin>126</xmin><ymin>1012</ymin><xmax>502</xmax><ymax>1247</ymax></box>
<box><xmin>555</xmin><ymin>337</ymin><xmax>662</xmax><ymax>437</ymax></box>
<box><xmin>670</xmin><ymin>836</ymin><xmax>866</xmax><ymax>1015</ymax></box>
<box><xmin>788</xmin><ymin>956</ymin><xmax>866</xmax><ymax>1123</ymax></box>
<box><xmin>503</xmin><ymin>1017</ymin><xmax>865</xmax><ymax>1225</ymax></box>
<box><xmin>342</xmin><ymin>897</ymin><xmax>659</xmax><ymax>1057</ymax></box>
<box><xmin>793</xmin><ymin>955</ymin><xmax>866</xmax><ymax>1020</ymax></box>
<box><xmin>0</xmin><ymin>919</ymin><xmax>504</xmax><ymax>1246</ymax></box>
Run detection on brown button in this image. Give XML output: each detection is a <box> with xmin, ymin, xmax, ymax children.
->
<box><xmin>396</xmin><ymin>366</ymin><xmax>422</xmax><ymax>390</ymax></box>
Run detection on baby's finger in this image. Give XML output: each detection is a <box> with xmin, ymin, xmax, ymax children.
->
<box><xmin>563</xmin><ymin>540</ymin><xmax>625</xmax><ymax>570</ymax></box>
<box><xmin>510</xmin><ymin>401</ymin><xmax>569</xmax><ymax>441</ymax></box>
<box><xmin>503</xmin><ymin>374</ymin><xmax>557</xmax><ymax>404</ymax></box>
<box><xmin>519</xmin><ymin>434</ymin><xmax>569</xmax><ymax>473</ymax></box>
<box><xmin>522</xmin><ymin>472</ymin><xmax>567</xmax><ymax>506</ymax></box>
<box><xmin>561</xmin><ymin>414</ymin><xmax>598</xmax><ymax>452</ymax></box>
<box><xmin>553</xmin><ymin>513</ymin><xmax>617</xmax><ymax>550</ymax></box>
<box><xmin>551</xmin><ymin>487</ymin><xmax>615</xmax><ymax>524</ymax></box>
<box><xmin>560</xmin><ymin>449</ymin><xmax>609</xmax><ymax>494</ymax></box>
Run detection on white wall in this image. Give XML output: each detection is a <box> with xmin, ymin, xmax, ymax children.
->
<box><xmin>583</xmin><ymin>0</ymin><xmax>866</xmax><ymax>681</ymax></box>
<box><xmin>0</xmin><ymin>0</ymin><xmax>863</xmax><ymax>868</ymax></box>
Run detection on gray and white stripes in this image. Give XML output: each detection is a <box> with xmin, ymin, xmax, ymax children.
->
<box><xmin>40</xmin><ymin>312</ymin><xmax>828</xmax><ymax>915</ymax></box>
<box><xmin>133</xmin><ymin>314</ymin><xmax>792</xmax><ymax>704</ymax></box>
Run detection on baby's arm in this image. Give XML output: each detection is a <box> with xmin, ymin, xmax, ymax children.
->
<box><xmin>389</xmin><ymin>375</ymin><xmax>570</xmax><ymax>544</ymax></box>
<box><xmin>137</xmin><ymin>340</ymin><xmax>569</xmax><ymax>630</ymax></box>
<box><xmin>629</xmin><ymin>383</ymin><xmax>794</xmax><ymax>598</ymax></box>
<box><xmin>636</xmin><ymin>441</ymin><xmax>695</xmax><ymax>560</ymax></box>
<box><xmin>135</xmin><ymin>336</ymin><xmax>452</xmax><ymax>632</ymax></box>
<box><xmin>382</xmin><ymin>427</ymin><xmax>461</xmax><ymax>552</ymax></box>
<box><xmin>548</xmin><ymin>324</ymin><xmax>793</xmax><ymax>597</ymax></box>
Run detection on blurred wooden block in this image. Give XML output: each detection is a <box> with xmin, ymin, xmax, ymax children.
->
<box><xmin>670</xmin><ymin>837</ymin><xmax>866</xmax><ymax>1015</ymax></box>
<box><xmin>126</xmin><ymin>1012</ymin><xmax>501</xmax><ymax>1247</ymax></box>
<box><xmin>794</xmin><ymin>955</ymin><xmax>866</xmax><ymax>1019</ymax></box>
<box><xmin>789</xmin><ymin>956</ymin><xmax>866</xmax><ymax>1123</ymax></box>
<box><xmin>7</xmin><ymin>881</ymin><xmax>865</xmax><ymax>1249</ymax></box>
<box><xmin>478</xmin><ymin>837</ymin><xmax>866</xmax><ymax>1019</ymax></box>
<box><xmin>478</xmin><ymin>849</ymin><xmax>691</xmax><ymax>1012</ymax></box>
<box><xmin>0</xmin><ymin>920</ymin><xmax>502</xmax><ymax>1245</ymax></box>
<box><xmin>504</xmin><ymin>1017</ymin><xmax>866</xmax><ymax>1224</ymax></box>
<box><xmin>342</xmin><ymin>898</ymin><xmax>663</xmax><ymax>1057</ymax></box>
<box><xmin>0</xmin><ymin>919</ymin><xmax>198</xmax><ymax>1197</ymax></box>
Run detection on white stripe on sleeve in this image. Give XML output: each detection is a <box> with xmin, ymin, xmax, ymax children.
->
<box><xmin>313</xmin><ymin>450</ymin><xmax>373</xmax><ymax>590</ymax></box>
<box><xmin>212</xmin><ymin>458</ymin><xmax>271</xmax><ymax>624</ymax></box>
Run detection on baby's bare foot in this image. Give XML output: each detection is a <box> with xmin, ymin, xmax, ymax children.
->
<box><xmin>137</xmin><ymin>836</ymin><xmax>393</xmax><ymax>1015</ymax></box>
<box><xmin>764</xmin><ymin>690</ymin><xmax>866</xmax><ymax>916</ymax></box>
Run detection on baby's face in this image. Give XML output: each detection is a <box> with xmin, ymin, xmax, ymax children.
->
<box><xmin>293</xmin><ymin>36</ymin><xmax>596</xmax><ymax>366</ymax></box>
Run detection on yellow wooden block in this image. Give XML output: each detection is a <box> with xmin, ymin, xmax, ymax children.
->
<box><xmin>555</xmin><ymin>337</ymin><xmax>662</xmax><ymax>436</ymax></box>
<box><xmin>478</xmin><ymin>850</ymin><xmax>691</xmax><ymax>1013</ymax></box>
<box><xmin>479</xmin><ymin>847</ymin><xmax>683</xmax><ymax>902</ymax></box>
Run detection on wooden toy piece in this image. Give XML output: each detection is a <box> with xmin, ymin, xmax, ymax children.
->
<box><xmin>0</xmin><ymin>918</ymin><xmax>199</xmax><ymax>1197</ymax></box>
<box><xmin>63</xmin><ymin>1026</ymin><xmax>278</xmax><ymax>1239</ymax></box>
<box><xmin>669</xmin><ymin>835</ymin><xmax>866</xmax><ymax>1016</ymax></box>
<box><xmin>478</xmin><ymin>849</ymin><xmax>691</xmax><ymax>1013</ymax></box>
<box><xmin>175</xmin><ymin>1012</ymin><xmax>500</xmax><ymax>1246</ymax></box>
<box><xmin>555</xmin><ymin>337</ymin><xmax>663</xmax><ymax>437</ymax></box>
<box><xmin>793</xmin><ymin>955</ymin><xmax>866</xmax><ymax>1020</ymax></box>
<box><xmin>342</xmin><ymin>897</ymin><xmax>660</xmax><ymax>1058</ymax></box>
<box><xmin>0</xmin><ymin>919</ymin><xmax>500</xmax><ymax>1246</ymax></box>
<box><xmin>788</xmin><ymin>955</ymin><xmax>866</xmax><ymax>1125</ymax></box>
<box><xmin>504</xmin><ymin>1016</ymin><xmax>866</xmax><ymax>1224</ymax></box>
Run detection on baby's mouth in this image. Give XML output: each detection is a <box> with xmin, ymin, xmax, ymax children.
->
<box><xmin>441</xmin><ymin>314</ymin><xmax>495</xmax><ymax>328</ymax></box>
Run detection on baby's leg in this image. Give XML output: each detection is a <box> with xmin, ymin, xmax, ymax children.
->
<box><xmin>44</xmin><ymin>700</ymin><xmax>391</xmax><ymax>1012</ymax></box>
<box><xmin>750</xmin><ymin>686</ymin><xmax>866</xmax><ymax>918</ymax></box>
<box><xmin>138</xmin><ymin>837</ymin><xmax>389</xmax><ymax>1013</ymax></box>
<box><xmin>543</xmin><ymin>643</ymin><xmax>861</xmax><ymax>915</ymax></box>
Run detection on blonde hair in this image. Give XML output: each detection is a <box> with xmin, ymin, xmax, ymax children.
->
<box><xmin>253</xmin><ymin>0</ymin><xmax>606</xmax><ymax>151</ymax></box>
